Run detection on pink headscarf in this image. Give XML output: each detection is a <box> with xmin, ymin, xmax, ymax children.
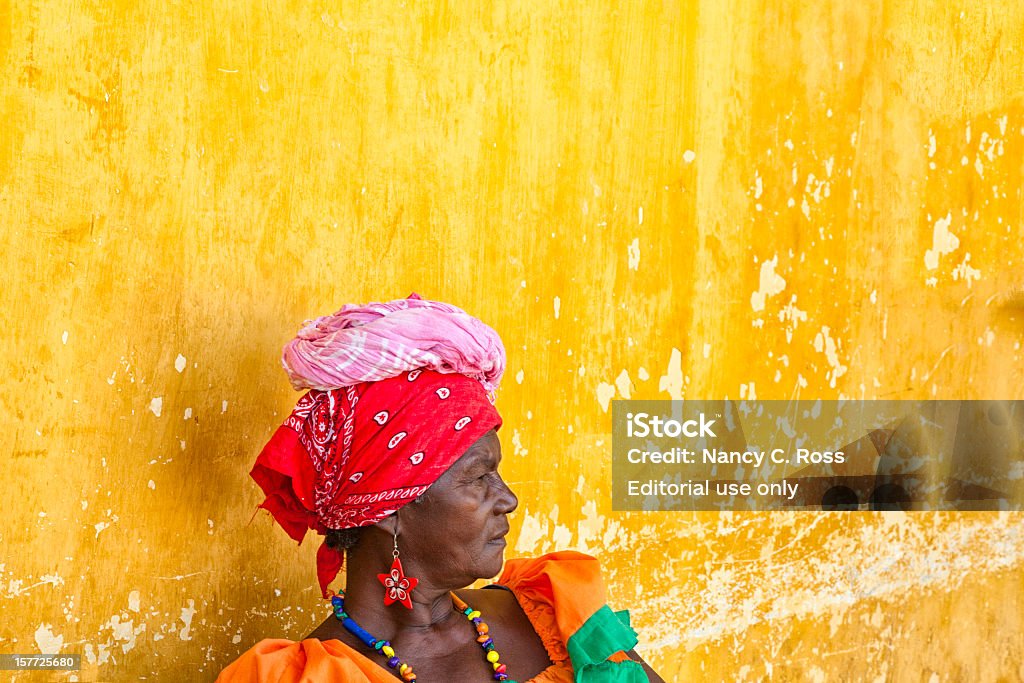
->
<box><xmin>282</xmin><ymin>293</ymin><xmax>505</xmax><ymax>392</ymax></box>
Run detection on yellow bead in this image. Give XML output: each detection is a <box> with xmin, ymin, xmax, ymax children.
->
<box><xmin>399</xmin><ymin>663</ymin><xmax>409</xmax><ymax>674</ymax></box>
<box><xmin>468</xmin><ymin>610</ymin><xmax>481</xmax><ymax>619</ymax></box>
<box><xmin>493</xmin><ymin>662</ymin><xmax>501</xmax><ymax>670</ymax></box>
<box><xmin>382</xmin><ymin>646</ymin><xmax>395</xmax><ymax>658</ymax></box>
<box><xmin>486</xmin><ymin>651</ymin><xmax>500</xmax><ymax>663</ymax></box>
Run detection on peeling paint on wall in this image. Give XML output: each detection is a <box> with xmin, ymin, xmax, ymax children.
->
<box><xmin>2</xmin><ymin>0</ymin><xmax>1023</xmax><ymax>681</ymax></box>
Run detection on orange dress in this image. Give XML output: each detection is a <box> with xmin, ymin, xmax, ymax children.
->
<box><xmin>215</xmin><ymin>551</ymin><xmax>645</xmax><ymax>682</ymax></box>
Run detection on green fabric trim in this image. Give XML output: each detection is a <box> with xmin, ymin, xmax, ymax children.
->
<box><xmin>567</xmin><ymin>605</ymin><xmax>646</xmax><ymax>683</ymax></box>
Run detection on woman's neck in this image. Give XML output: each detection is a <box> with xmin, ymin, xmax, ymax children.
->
<box><xmin>341</xmin><ymin>548</ymin><xmax>464</xmax><ymax>638</ymax></box>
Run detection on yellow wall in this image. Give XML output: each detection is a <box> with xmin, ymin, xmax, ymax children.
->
<box><xmin>2</xmin><ymin>0</ymin><xmax>1023</xmax><ymax>680</ymax></box>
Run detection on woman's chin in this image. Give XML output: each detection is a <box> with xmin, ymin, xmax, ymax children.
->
<box><xmin>479</xmin><ymin>540</ymin><xmax>507</xmax><ymax>574</ymax></box>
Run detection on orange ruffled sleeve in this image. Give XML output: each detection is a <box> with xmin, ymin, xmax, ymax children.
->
<box><xmin>214</xmin><ymin>637</ymin><xmax>395</xmax><ymax>683</ymax></box>
<box><xmin>499</xmin><ymin>551</ymin><xmax>646</xmax><ymax>682</ymax></box>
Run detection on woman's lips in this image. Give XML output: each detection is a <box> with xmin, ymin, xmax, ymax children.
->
<box><xmin>487</xmin><ymin>526</ymin><xmax>510</xmax><ymax>544</ymax></box>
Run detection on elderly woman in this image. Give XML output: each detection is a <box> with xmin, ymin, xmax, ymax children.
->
<box><xmin>217</xmin><ymin>295</ymin><xmax>663</xmax><ymax>682</ymax></box>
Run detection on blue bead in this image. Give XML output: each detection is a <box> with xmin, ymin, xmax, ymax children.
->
<box><xmin>374</xmin><ymin>640</ymin><xmax>385</xmax><ymax>650</ymax></box>
<box><xmin>387</xmin><ymin>656</ymin><xmax>400</xmax><ymax>668</ymax></box>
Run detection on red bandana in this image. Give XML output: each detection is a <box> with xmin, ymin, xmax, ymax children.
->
<box><xmin>250</xmin><ymin>369</ymin><xmax>501</xmax><ymax>598</ymax></box>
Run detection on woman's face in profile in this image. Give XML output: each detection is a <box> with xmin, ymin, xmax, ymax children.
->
<box><xmin>397</xmin><ymin>429</ymin><xmax>518</xmax><ymax>585</ymax></box>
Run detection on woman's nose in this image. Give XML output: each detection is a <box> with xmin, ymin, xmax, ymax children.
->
<box><xmin>497</xmin><ymin>476</ymin><xmax>519</xmax><ymax>514</ymax></box>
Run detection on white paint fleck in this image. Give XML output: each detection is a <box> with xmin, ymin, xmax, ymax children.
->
<box><xmin>148</xmin><ymin>480</ymin><xmax>155</xmax><ymax>490</ymax></box>
<box><xmin>184</xmin><ymin>407</ymin><xmax>192</xmax><ymax>420</ymax></box>
<box><xmin>515</xmin><ymin>512</ymin><xmax>547</xmax><ymax>553</ymax></box>
<box><xmin>952</xmin><ymin>253</ymin><xmax>981</xmax><ymax>287</ymax></box>
<box><xmin>928</xmin><ymin>131</ymin><xmax>936</xmax><ymax>157</ymax></box>
<box><xmin>34</xmin><ymin>624</ymin><xmax>63</xmax><ymax>654</ymax></box>
<box><xmin>614</xmin><ymin>370</ymin><xmax>632</xmax><ymax>400</ymax></box>
<box><xmin>638</xmin><ymin>206</ymin><xmax>643</xmax><ymax>225</ymax></box>
<box><xmin>751</xmin><ymin>255</ymin><xmax>786</xmax><ymax>312</ymax></box>
<box><xmin>682</xmin><ymin>150</ymin><xmax>696</xmax><ymax>163</ymax></box>
<box><xmin>179</xmin><ymin>599</ymin><xmax>196</xmax><ymax>640</ymax></box>
<box><xmin>128</xmin><ymin>590</ymin><xmax>141</xmax><ymax>612</ymax></box>
<box><xmin>778</xmin><ymin>296</ymin><xmax>808</xmax><ymax>343</ymax></box>
<box><xmin>511</xmin><ymin>429</ymin><xmax>528</xmax><ymax>457</ymax></box>
<box><xmin>94</xmin><ymin>522</ymin><xmax>110</xmax><ymax>538</ymax></box>
<box><xmin>924</xmin><ymin>212</ymin><xmax>960</xmax><ymax>270</ymax></box>
<box><xmin>174</xmin><ymin>354</ymin><xmax>187</xmax><ymax>373</ymax></box>
<box><xmin>149</xmin><ymin>397</ymin><xmax>163</xmax><ymax>417</ymax></box>
<box><xmin>754</xmin><ymin>172</ymin><xmax>763</xmax><ymax>199</ymax></box>
<box><xmin>515</xmin><ymin>369</ymin><xmax>524</xmax><ymax>384</ymax></box>
<box><xmin>813</xmin><ymin>326</ymin><xmax>848</xmax><ymax>388</ymax></box>
<box><xmin>221</xmin><ymin>400</ymin><xmax>228</xmax><ymax>413</ymax></box>
<box><xmin>627</xmin><ymin>238</ymin><xmax>640</xmax><ymax>270</ymax></box>
<box><xmin>596</xmin><ymin>383</ymin><xmax>616</xmax><ymax>413</ymax></box>
<box><xmin>703</xmin><ymin>343</ymin><xmax>711</xmax><ymax>359</ymax></box>
<box><xmin>637</xmin><ymin>367</ymin><xmax>649</xmax><ymax>381</ymax></box>
<box><xmin>553</xmin><ymin>296</ymin><xmax>561</xmax><ymax>319</ymax></box>
<box><xmin>61</xmin><ymin>331</ymin><xmax>69</xmax><ymax>345</ymax></box>
<box><xmin>658</xmin><ymin>348</ymin><xmax>684</xmax><ymax>400</ymax></box>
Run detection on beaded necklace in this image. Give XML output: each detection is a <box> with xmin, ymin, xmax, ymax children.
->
<box><xmin>330</xmin><ymin>590</ymin><xmax>517</xmax><ymax>682</ymax></box>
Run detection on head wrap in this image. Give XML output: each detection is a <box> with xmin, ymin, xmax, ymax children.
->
<box><xmin>250</xmin><ymin>295</ymin><xmax>505</xmax><ymax>598</ymax></box>
<box><xmin>281</xmin><ymin>294</ymin><xmax>505</xmax><ymax>393</ymax></box>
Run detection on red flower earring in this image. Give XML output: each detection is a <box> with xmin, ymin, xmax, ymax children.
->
<box><xmin>377</xmin><ymin>528</ymin><xmax>418</xmax><ymax>609</ymax></box>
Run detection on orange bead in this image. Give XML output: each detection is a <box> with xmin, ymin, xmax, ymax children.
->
<box><xmin>477</xmin><ymin>623</ymin><xmax>489</xmax><ymax>634</ymax></box>
<box><xmin>477</xmin><ymin>634</ymin><xmax>490</xmax><ymax>643</ymax></box>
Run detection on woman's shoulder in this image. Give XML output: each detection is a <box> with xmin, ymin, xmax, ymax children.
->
<box><xmin>498</xmin><ymin>550</ymin><xmax>607</xmax><ymax>600</ymax></box>
<box><xmin>495</xmin><ymin>551</ymin><xmax>647</xmax><ymax>681</ymax></box>
<box><xmin>214</xmin><ymin>636</ymin><xmax>392</xmax><ymax>682</ymax></box>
